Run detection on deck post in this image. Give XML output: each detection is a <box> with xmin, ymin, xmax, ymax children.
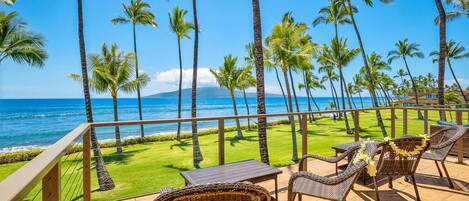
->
<box><xmin>391</xmin><ymin>108</ymin><xmax>395</xmax><ymax>138</ymax></box>
<box><xmin>403</xmin><ymin>109</ymin><xmax>408</xmax><ymax>135</ymax></box>
<box><xmin>354</xmin><ymin>110</ymin><xmax>360</xmax><ymax>142</ymax></box>
<box><xmin>456</xmin><ymin>111</ymin><xmax>464</xmax><ymax>164</ymax></box>
<box><xmin>83</xmin><ymin>129</ymin><xmax>91</xmax><ymax>201</ymax></box>
<box><xmin>218</xmin><ymin>119</ymin><xmax>225</xmax><ymax>165</ymax></box>
<box><xmin>424</xmin><ymin>110</ymin><xmax>429</xmax><ymax>135</ymax></box>
<box><xmin>42</xmin><ymin>162</ymin><xmax>60</xmax><ymax>201</ymax></box>
<box><xmin>301</xmin><ymin>114</ymin><xmax>308</xmax><ymax>171</ymax></box>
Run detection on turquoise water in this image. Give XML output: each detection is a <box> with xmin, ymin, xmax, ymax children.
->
<box><xmin>0</xmin><ymin>97</ymin><xmax>372</xmax><ymax>151</ymax></box>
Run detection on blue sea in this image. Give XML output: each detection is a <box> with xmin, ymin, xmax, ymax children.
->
<box><xmin>0</xmin><ymin>97</ymin><xmax>373</xmax><ymax>152</ymax></box>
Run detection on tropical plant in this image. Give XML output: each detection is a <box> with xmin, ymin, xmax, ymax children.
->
<box><xmin>75</xmin><ymin>0</ymin><xmax>114</xmax><ymax>191</ymax></box>
<box><xmin>317</xmin><ymin>38</ymin><xmax>359</xmax><ymax>134</ymax></box>
<box><xmin>168</xmin><ymin>6</ymin><xmax>194</xmax><ymax>140</ymax></box>
<box><xmin>266</xmin><ymin>13</ymin><xmax>311</xmax><ymax>161</ymax></box>
<box><xmin>237</xmin><ymin>65</ymin><xmax>256</xmax><ymax>131</ymax></box>
<box><xmin>445</xmin><ymin>91</ymin><xmax>462</xmax><ymax>120</ymax></box>
<box><xmin>210</xmin><ymin>55</ymin><xmax>245</xmax><ymax>139</ymax></box>
<box><xmin>69</xmin><ymin>43</ymin><xmax>150</xmax><ymax>154</ymax></box>
<box><xmin>1</xmin><ymin>0</ymin><xmax>15</xmax><ymax>5</ymax></box>
<box><xmin>0</xmin><ymin>11</ymin><xmax>47</xmax><ymax>67</ymax></box>
<box><xmin>430</xmin><ymin>40</ymin><xmax>469</xmax><ymax>104</ymax></box>
<box><xmin>111</xmin><ymin>0</ymin><xmax>157</xmax><ymax>137</ymax></box>
<box><xmin>340</xmin><ymin>0</ymin><xmax>392</xmax><ymax>137</ymax></box>
<box><xmin>361</xmin><ymin>52</ymin><xmax>392</xmax><ymax>106</ymax></box>
<box><xmin>251</xmin><ymin>0</ymin><xmax>269</xmax><ymax>164</ymax></box>
<box><xmin>313</xmin><ymin>0</ymin><xmax>351</xmax><ymax>45</ymax></box>
<box><xmin>190</xmin><ymin>0</ymin><xmax>203</xmax><ymax>167</ymax></box>
<box><xmin>388</xmin><ymin>39</ymin><xmax>425</xmax><ymax>118</ymax></box>
<box><xmin>435</xmin><ymin>0</ymin><xmax>448</xmax><ymax>120</ymax></box>
<box><xmin>352</xmin><ymin>74</ymin><xmax>365</xmax><ymax>108</ymax></box>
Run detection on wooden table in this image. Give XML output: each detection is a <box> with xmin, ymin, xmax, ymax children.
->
<box><xmin>180</xmin><ymin>159</ymin><xmax>282</xmax><ymax>199</ymax></box>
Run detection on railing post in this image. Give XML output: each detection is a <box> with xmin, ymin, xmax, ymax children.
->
<box><xmin>42</xmin><ymin>162</ymin><xmax>60</xmax><ymax>201</ymax></box>
<box><xmin>403</xmin><ymin>108</ymin><xmax>408</xmax><ymax>135</ymax></box>
<box><xmin>301</xmin><ymin>114</ymin><xmax>308</xmax><ymax>171</ymax></box>
<box><xmin>424</xmin><ymin>109</ymin><xmax>429</xmax><ymax>135</ymax></box>
<box><xmin>456</xmin><ymin>111</ymin><xmax>464</xmax><ymax>164</ymax></box>
<box><xmin>391</xmin><ymin>108</ymin><xmax>396</xmax><ymax>138</ymax></box>
<box><xmin>354</xmin><ymin>110</ymin><xmax>360</xmax><ymax>142</ymax></box>
<box><xmin>218</xmin><ymin>119</ymin><xmax>225</xmax><ymax>165</ymax></box>
<box><xmin>83</xmin><ymin>129</ymin><xmax>91</xmax><ymax>201</ymax></box>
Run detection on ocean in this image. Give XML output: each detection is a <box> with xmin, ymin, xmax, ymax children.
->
<box><xmin>0</xmin><ymin>97</ymin><xmax>373</xmax><ymax>152</ymax></box>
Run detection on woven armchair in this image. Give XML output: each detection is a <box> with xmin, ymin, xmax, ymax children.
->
<box><xmin>373</xmin><ymin>136</ymin><xmax>430</xmax><ymax>201</ymax></box>
<box><xmin>422</xmin><ymin>126</ymin><xmax>467</xmax><ymax>189</ymax></box>
<box><xmin>154</xmin><ymin>182</ymin><xmax>271</xmax><ymax>201</ymax></box>
<box><xmin>287</xmin><ymin>143</ymin><xmax>378</xmax><ymax>201</ymax></box>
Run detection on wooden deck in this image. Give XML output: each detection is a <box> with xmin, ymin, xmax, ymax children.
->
<box><xmin>124</xmin><ymin>156</ymin><xmax>469</xmax><ymax>201</ymax></box>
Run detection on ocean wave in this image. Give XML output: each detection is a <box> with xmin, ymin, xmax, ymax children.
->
<box><xmin>0</xmin><ymin>112</ymin><xmax>83</xmax><ymax>121</ymax></box>
<box><xmin>0</xmin><ymin>145</ymin><xmax>50</xmax><ymax>153</ymax></box>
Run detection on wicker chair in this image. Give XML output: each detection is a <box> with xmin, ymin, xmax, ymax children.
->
<box><xmin>287</xmin><ymin>142</ymin><xmax>378</xmax><ymax>201</ymax></box>
<box><xmin>373</xmin><ymin>136</ymin><xmax>430</xmax><ymax>201</ymax></box>
<box><xmin>421</xmin><ymin>126</ymin><xmax>467</xmax><ymax>189</ymax></box>
<box><xmin>154</xmin><ymin>182</ymin><xmax>271</xmax><ymax>201</ymax></box>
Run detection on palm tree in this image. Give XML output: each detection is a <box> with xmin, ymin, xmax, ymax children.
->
<box><xmin>313</xmin><ymin>0</ymin><xmax>351</xmax><ymax>46</ymax></box>
<box><xmin>70</xmin><ymin>43</ymin><xmax>150</xmax><ymax>153</ymax></box>
<box><xmin>430</xmin><ymin>40</ymin><xmax>469</xmax><ymax>104</ymax></box>
<box><xmin>267</xmin><ymin>13</ymin><xmax>310</xmax><ymax>161</ymax></box>
<box><xmin>317</xmin><ymin>38</ymin><xmax>359</xmax><ymax>134</ymax></box>
<box><xmin>210</xmin><ymin>55</ymin><xmax>244</xmax><ymax>139</ymax></box>
<box><xmin>352</xmin><ymin>74</ymin><xmax>365</xmax><ymax>108</ymax></box>
<box><xmin>168</xmin><ymin>6</ymin><xmax>194</xmax><ymax>140</ymax></box>
<box><xmin>262</xmin><ymin>44</ymin><xmax>289</xmax><ymax>112</ymax></box>
<box><xmin>434</xmin><ymin>0</ymin><xmax>468</xmax><ymax>24</ymax></box>
<box><xmin>251</xmin><ymin>0</ymin><xmax>269</xmax><ymax>164</ymax></box>
<box><xmin>394</xmin><ymin>68</ymin><xmax>408</xmax><ymax>85</ymax></box>
<box><xmin>111</xmin><ymin>0</ymin><xmax>157</xmax><ymax>137</ymax></box>
<box><xmin>190</xmin><ymin>0</ymin><xmax>203</xmax><ymax>168</ymax></box>
<box><xmin>75</xmin><ymin>0</ymin><xmax>114</xmax><ymax>190</ymax></box>
<box><xmin>340</xmin><ymin>0</ymin><xmax>391</xmax><ymax>137</ymax></box>
<box><xmin>0</xmin><ymin>11</ymin><xmax>47</xmax><ymax>67</ymax></box>
<box><xmin>435</xmin><ymin>0</ymin><xmax>447</xmax><ymax>120</ymax></box>
<box><xmin>362</xmin><ymin>52</ymin><xmax>392</xmax><ymax>106</ymax></box>
<box><xmin>388</xmin><ymin>39</ymin><xmax>425</xmax><ymax>119</ymax></box>
<box><xmin>318</xmin><ymin>61</ymin><xmax>341</xmax><ymax>114</ymax></box>
<box><xmin>237</xmin><ymin>66</ymin><xmax>256</xmax><ymax>131</ymax></box>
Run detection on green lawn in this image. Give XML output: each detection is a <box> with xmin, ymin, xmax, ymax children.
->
<box><xmin>0</xmin><ymin>109</ymin><xmax>465</xmax><ymax>200</ymax></box>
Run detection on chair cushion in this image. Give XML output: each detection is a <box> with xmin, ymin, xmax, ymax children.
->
<box><xmin>437</xmin><ymin>121</ymin><xmax>455</xmax><ymax>126</ymax></box>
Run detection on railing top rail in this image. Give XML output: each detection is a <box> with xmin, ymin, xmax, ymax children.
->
<box><xmin>0</xmin><ymin>123</ymin><xmax>91</xmax><ymax>201</ymax></box>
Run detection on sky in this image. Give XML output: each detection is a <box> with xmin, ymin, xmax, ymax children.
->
<box><xmin>0</xmin><ymin>0</ymin><xmax>468</xmax><ymax>99</ymax></box>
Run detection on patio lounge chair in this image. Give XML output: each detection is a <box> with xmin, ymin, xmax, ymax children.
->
<box><xmin>154</xmin><ymin>182</ymin><xmax>271</xmax><ymax>201</ymax></box>
<box><xmin>373</xmin><ymin>136</ymin><xmax>430</xmax><ymax>201</ymax></box>
<box><xmin>422</xmin><ymin>126</ymin><xmax>467</xmax><ymax>189</ymax></box>
<box><xmin>287</xmin><ymin>142</ymin><xmax>378</xmax><ymax>201</ymax></box>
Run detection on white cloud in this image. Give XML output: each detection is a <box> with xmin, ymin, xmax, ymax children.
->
<box><xmin>154</xmin><ymin>68</ymin><xmax>218</xmax><ymax>88</ymax></box>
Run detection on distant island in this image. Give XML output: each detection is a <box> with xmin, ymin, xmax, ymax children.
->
<box><xmin>145</xmin><ymin>87</ymin><xmax>283</xmax><ymax>98</ymax></box>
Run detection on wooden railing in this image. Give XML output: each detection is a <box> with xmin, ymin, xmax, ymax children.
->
<box><xmin>0</xmin><ymin>106</ymin><xmax>467</xmax><ymax>201</ymax></box>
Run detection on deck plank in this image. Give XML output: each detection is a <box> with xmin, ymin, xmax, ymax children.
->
<box><xmin>122</xmin><ymin>157</ymin><xmax>469</xmax><ymax>201</ymax></box>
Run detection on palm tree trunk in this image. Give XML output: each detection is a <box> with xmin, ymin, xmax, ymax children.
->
<box><xmin>379</xmin><ymin>83</ymin><xmax>392</xmax><ymax>106</ymax></box>
<box><xmin>191</xmin><ymin>0</ymin><xmax>203</xmax><ymax>167</ymax></box>
<box><xmin>403</xmin><ymin>56</ymin><xmax>424</xmax><ymax>119</ymax></box>
<box><xmin>289</xmin><ymin>68</ymin><xmax>303</xmax><ymax>131</ymax></box>
<box><xmin>112</xmin><ymin>96</ymin><xmax>122</xmax><ymax>153</ymax></box>
<box><xmin>309</xmin><ymin>89</ymin><xmax>321</xmax><ymax>111</ymax></box>
<box><xmin>282</xmin><ymin>68</ymin><xmax>298</xmax><ymax>162</ymax></box>
<box><xmin>435</xmin><ymin>0</ymin><xmax>447</xmax><ymax>121</ymax></box>
<box><xmin>302</xmin><ymin>71</ymin><xmax>314</xmax><ymax>122</ymax></box>
<box><xmin>447</xmin><ymin>59</ymin><xmax>468</xmax><ymax>103</ymax></box>
<box><xmin>230</xmin><ymin>91</ymin><xmax>243</xmax><ymax>138</ymax></box>
<box><xmin>177</xmin><ymin>37</ymin><xmax>183</xmax><ymax>140</ymax></box>
<box><xmin>358</xmin><ymin>91</ymin><xmax>364</xmax><ymax>108</ymax></box>
<box><xmin>339</xmin><ymin>69</ymin><xmax>353</xmax><ymax>134</ymax></box>
<box><xmin>343</xmin><ymin>0</ymin><xmax>387</xmax><ymax>137</ymax></box>
<box><xmin>275</xmin><ymin>67</ymin><xmax>289</xmax><ymax>112</ymax></box>
<box><xmin>242</xmin><ymin>89</ymin><xmax>251</xmax><ymax>130</ymax></box>
<box><xmin>77</xmin><ymin>0</ymin><xmax>114</xmax><ymax>190</ymax></box>
<box><xmin>132</xmin><ymin>23</ymin><xmax>145</xmax><ymax>137</ymax></box>
<box><xmin>331</xmin><ymin>79</ymin><xmax>342</xmax><ymax>117</ymax></box>
<box><xmin>252</xmin><ymin>0</ymin><xmax>269</xmax><ymax>164</ymax></box>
